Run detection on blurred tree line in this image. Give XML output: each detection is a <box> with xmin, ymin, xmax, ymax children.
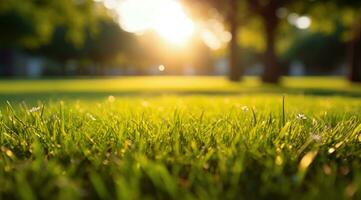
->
<box><xmin>0</xmin><ymin>0</ymin><xmax>137</xmax><ymax>76</ymax></box>
<box><xmin>0</xmin><ymin>0</ymin><xmax>360</xmax><ymax>83</ymax></box>
<box><xmin>185</xmin><ymin>0</ymin><xmax>361</xmax><ymax>83</ymax></box>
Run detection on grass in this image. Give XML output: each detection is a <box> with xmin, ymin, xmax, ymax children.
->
<box><xmin>0</xmin><ymin>76</ymin><xmax>360</xmax><ymax>199</ymax></box>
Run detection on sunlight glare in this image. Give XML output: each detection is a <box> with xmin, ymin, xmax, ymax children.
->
<box><xmin>104</xmin><ymin>0</ymin><xmax>118</xmax><ymax>9</ymax></box>
<box><xmin>97</xmin><ymin>0</ymin><xmax>231</xmax><ymax>50</ymax></box>
<box><xmin>296</xmin><ymin>16</ymin><xmax>311</xmax><ymax>29</ymax></box>
<box><xmin>117</xmin><ymin>0</ymin><xmax>194</xmax><ymax>45</ymax></box>
<box><xmin>200</xmin><ymin>19</ymin><xmax>231</xmax><ymax>50</ymax></box>
<box><xmin>288</xmin><ymin>13</ymin><xmax>311</xmax><ymax>30</ymax></box>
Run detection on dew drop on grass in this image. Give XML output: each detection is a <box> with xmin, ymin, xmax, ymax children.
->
<box><xmin>2</xmin><ymin>147</ymin><xmax>14</xmax><ymax>158</ymax></box>
<box><xmin>335</xmin><ymin>142</ymin><xmax>343</xmax><ymax>149</ymax></box>
<box><xmin>275</xmin><ymin>155</ymin><xmax>283</xmax><ymax>166</ymax></box>
<box><xmin>299</xmin><ymin>150</ymin><xmax>318</xmax><ymax>172</ymax></box>
<box><xmin>323</xmin><ymin>164</ymin><xmax>332</xmax><ymax>175</ymax></box>
<box><xmin>328</xmin><ymin>148</ymin><xmax>335</xmax><ymax>154</ymax></box>
<box><xmin>5</xmin><ymin>149</ymin><xmax>14</xmax><ymax>158</ymax></box>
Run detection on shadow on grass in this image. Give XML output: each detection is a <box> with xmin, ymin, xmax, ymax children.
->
<box><xmin>0</xmin><ymin>86</ymin><xmax>360</xmax><ymax>103</ymax></box>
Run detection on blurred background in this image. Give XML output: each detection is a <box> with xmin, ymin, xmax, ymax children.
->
<box><xmin>0</xmin><ymin>0</ymin><xmax>360</xmax><ymax>83</ymax></box>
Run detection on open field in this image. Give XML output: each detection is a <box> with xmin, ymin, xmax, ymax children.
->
<box><xmin>0</xmin><ymin>76</ymin><xmax>360</xmax><ymax>199</ymax></box>
<box><xmin>0</xmin><ymin>76</ymin><xmax>360</xmax><ymax>101</ymax></box>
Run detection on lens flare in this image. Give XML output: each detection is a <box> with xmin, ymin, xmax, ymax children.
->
<box><xmin>117</xmin><ymin>0</ymin><xmax>194</xmax><ymax>45</ymax></box>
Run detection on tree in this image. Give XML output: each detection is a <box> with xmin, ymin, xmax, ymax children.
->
<box><xmin>337</xmin><ymin>1</ymin><xmax>361</xmax><ymax>82</ymax></box>
<box><xmin>0</xmin><ymin>0</ymin><xmax>99</xmax><ymax>76</ymax></box>
<box><xmin>84</xmin><ymin>20</ymin><xmax>136</xmax><ymax>75</ymax></box>
<box><xmin>301</xmin><ymin>0</ymin><xmax>361</xmax><ymax>82</ymax></box>
<box><xmin>36</xmin><ymin>18</ymin><xmax>136</xmax><ymax>75</ymax></box>
<box><xmin>186</xmin><ymin>0</ymin><xmax>292</xmax><ymax>83</ymax></box>
<box><xmin>228</xmin><ymin>0</ymin><xmax>243</xmax><ymax>81</ymax></box>
<box><xmin>348</xmin><ymin>15</ymin><xmax>361</xmax><ymax>82</ymax></box>
<box><xmin>282</xmin><ymin>29</ymin><xmax>347</xmax><ymax>74</ymax></box>
<box><xmin>183</xmin><ymin>0</ymin><xmax>244</xmax><ymax>81</ymax></box>
<box><xmin>246</xmin><ymin>0</ymin><xmax>286</xmax><ymax>83</ymax></box>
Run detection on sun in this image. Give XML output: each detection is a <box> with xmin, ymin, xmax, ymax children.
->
<box><xmin>150</xmin><ymin>0</ymin><xmax>194</xmax><ymax>45</ymax></box>
<box><xmin>117</xmin><ymin>0</ymin><xmax>195</xmax><ymax>45</ymax></box>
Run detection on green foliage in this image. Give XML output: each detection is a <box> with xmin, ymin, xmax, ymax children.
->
<box><xmin>282</xmin><ymin>29</ymin><xmax>346</xmax><ymax>71</ymax></box>
<box><xmin>0</xmin><ymin>0</ymin><xmax>98</xmax><ymax>48</ymax></box>
<box><xmin>36</xmin><ymin>20</ymin><xmax>135</xmax><ymax>63</ymax></box>
<box><xmin>84</xmin><ymin>20</ymin><xmax>136</xmax><ymax>63</ymax></box>
<box><xmin>0</xmin><ymin>77</ymin><xmax>360</xmax><ymax>199</ymax></box>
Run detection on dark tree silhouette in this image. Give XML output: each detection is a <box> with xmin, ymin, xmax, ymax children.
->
<box><xmin>348</xmin><ymin>16</ymin><xmax>361</xmax><ymax>82</ymax></box>
<box><xmin>183</xmin><ymin>0</ymin><xmax>244</xmax><ymax>81</ymax></box>
<box><xmin>246</xmin><ymin>0</ymin><xmax>289</xmax><ymax>83</ymax></box>
<box><xmin>0</xmin><ymin>0</ymin><xmax>99</xmax><ymax>76</ymax></box>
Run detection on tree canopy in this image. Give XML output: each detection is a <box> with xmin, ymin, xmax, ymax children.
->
<box><xmin>0</xmin><ymin>0</ymin><xmax>99</xmax><ymax>49</ymax></box>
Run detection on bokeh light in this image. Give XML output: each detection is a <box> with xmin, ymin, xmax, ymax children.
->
<box><xmin>116</xmin><ymin>0</ymin><xmax>194</xmax><ymax>45</ymax></box>
<box><xmin>295</xmin><ymin>16</ymin><xmax>311</xmax><ymax>29</ymax></box>
<box><xmin>97</xmin><ymin>0</ymin><xmax>230</xmax><ymax>49</ymax></box>
<box><xmin>200</xmin><ymin>19</ymin><xmax>232</xmax><ymax>50</ymax></box>
<box><xmin>158</xmin><ymin>65</ymin><xmax>165</xmax><ymax>71</ymax></box>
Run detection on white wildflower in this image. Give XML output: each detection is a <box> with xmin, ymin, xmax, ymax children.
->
<box><xmin>311</xmin><ymin>134</ymin><xmax>321</xmax><ymax>142</ymax></box>
<box><xmin>86</xmin><ymin>113</ymin><xmax>96</xmax><ymax>121</ymax></box>
<box><xmin>241</xmin><ymin>106</ymin><xmax>249</xmax><ymax>112</ymax></box>
<box><xmin>29</xmin><ymin>106</ymin><xmax>41</xmax><ymax>113</ymax></box>
<box><xmin>296</xmin><ymin>113</ymin><xmax>307</xmax><ymax>120</ymax></box>
<box><xmin>108</xmin><ymin>95</ymin><xmax>115</xmax><ymax>103</ymax></box>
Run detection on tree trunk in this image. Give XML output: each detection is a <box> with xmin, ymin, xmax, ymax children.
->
<box><xmin>348</xmin><ymin>20</ymin><xmax>361</xmax><ymax>82</ymax></box>
<box><xmin>228</xmin><ymin>0</ymin><xmax>242</xmax><ymax>82</ymax></box>
<box><xmin>261</xmin><ymin>5</ymin><xmax>280</xmax><ymax>83</ymax></box>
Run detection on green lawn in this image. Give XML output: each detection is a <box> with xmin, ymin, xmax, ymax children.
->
<box><xmin>0</xmin><ymin>76</ymin><xmax>360</xmax><ymax>199</ymax></box>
